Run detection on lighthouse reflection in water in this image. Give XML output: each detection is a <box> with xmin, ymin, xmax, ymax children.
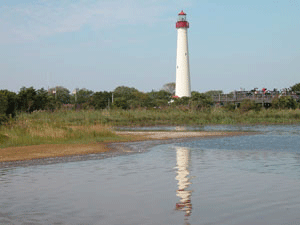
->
<box><xmin>175</xmin><ymin>146</ymin><xmax>193</xmax><ymax>219</ymax></box>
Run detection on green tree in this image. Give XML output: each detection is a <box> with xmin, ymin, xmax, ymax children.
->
<box><xmin>171</xmin><ymin>96</ymin><xmax>191</xmax><ymax>107</ymax></box>
<box><xmin>128</xmin><ymin>91</ymin><xmax>149</xmax><ymax>108</ymax></box>
<box><xmin>170</xmin><ymin>92</ymin><xmax>213</xmax><ymax>110</ymax></box>
<box><xmin>113</xmin><ymin>97</ymin><xmax>129</xmax><ymax>109</ymax></box>
<box><xmin>45</xmin><ymin>94</ymin><xmax>56</xmax><ymax>111</ymax></box>
<box><xmin>0</xmin><ymin>90</ymin><xmax>17</xmax><ymax>117</ymax></box>
<box><xmin>17</xmin><ymin>87</ymin><xmax>51</xmax><ymax>112</ymax></box>
<box><xmin>114</xmin><ymin>86</ymin><xmax>139</xmax><ymax>97</ymax></box>
<box><xmin>290</xmin><ymin>83</ymin><xmax>300</xmax><ymax>92</ymax></box>
<box><xmin>17</xmin><ymin>87</ymin><xmax>37</xmax><ymax>112</ymax></box>
<box><xmin>71</xmin><ymin>88</ymin><xmax>94</xmax><ymax>107</ymax></box>
<box><xmin>146</xmin><ymin>90</ymin><xmax>172</xmax><ymax>107</ymax></box>
<box><xmin>239</xmin><ymin>99</ymin><xmax>261</xmax><ymax>112</ymax></box>
<box><xmin>48</xmin><ymin>86</ymin><xmax>71</xmax><ymax>105</ymax></box>
<box><xmin>272</xmin><ymin>96</ymin><xmax>297</xmax><ymax>109</ymax></box>
<box><xmin>90</xmin><ymin>91</ymin><xmax>112</xmax><ymax>109</ymax></box>
<box><xmin>113</xmin><ymin>86</ymin><xmax>140</xmax><ymax>109</ymax></box>
<box><xmin>35</xmin><ymin>88</ymin><xmax>49</xmax><ymax>110</ymax></box>
<box><xmin>190</xmin><ymin>92</ymin><xmax>213</xmax><ymax>110</ymax></box>
<box><xmin>0</xmin><ymin>92</ymin><xmax>8</xmax><ymax>123</ymax></box>
<box><xmin>205</xmin><ymin>90</ymin><xmax>223</xmax><ymax>96</ymax></box>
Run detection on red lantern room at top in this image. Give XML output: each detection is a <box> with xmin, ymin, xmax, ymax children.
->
<box><xmin>176</xmin><ymin>10</ymin><xmax>189</xmax><ymax>28</ymax></box>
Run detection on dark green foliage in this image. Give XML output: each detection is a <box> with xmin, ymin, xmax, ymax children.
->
<box><xmin>48</xmin><ymin>86</ymin><xmax>70</xmax><ymax>104</ymax></box>
<box><xmin>224</xmin><ymin>103</ymin><xmax>236</xmax><ymax>111</ymax></box>
<box><xmin>114</xmin><ymin>86</ymin><xmax>139</xmax><ymax>97</ymax></box>
<box><xmin>291</xmin><ymin>83</ymin><xmax>300</xmax><ymax>92</ymax></box>
<box><xmin>113</xmin><ymin>86</ymin><xmax>141</xmax><ymax>109</ymax></box>
<box><xmin>239</xmin><ymin>99</ymin><xmax>262</xmax><ymax>112</ymax></box>
<box><xmin>45</xmin><ymin>95</ymin><xmax>56</xmax><ymax>111</ymax></box>
<box><xmin>146</xmin><ymin>90</ymin><xmax>172</xmax><ymax>107</ymax></box>
<box><xmin>170</xmin><ymin>92</ymin><xmax>213</xmax><ymax>110</ymax></box>
<box><xmin>0</xmin><ymin>92</ymin><xmax>8</xmax><ymax>124</ymax></box>
<box><xmin>35</xmin><ymin>88</ymin><xmax>49</xmax><ymax>110</ymax></box>
<box><xmin>127</xmin><ymin>91</ymin><xmax>149</xmax><ymax>108</ymax></box>
<box><xmin>90</xmin><ymin>91</ymin><xmax>112</xmax><ymax>109</ymax></box>
<box><xmin>272</xmin><ymin>96</ymin><xmax>298</xmax><ymax>109</ymax></box>
<box><xmin>113</xmin><ymin>97</ymin><xmax>129</xmax><ymax>109</ymax></box>
<box><xmin>113</xmin><ymin>87</ymin><xmax>172</xmax><ymax>109</ymax></box>
<box><xmin>0</xmin><ymin>90</ymin><xmax>17</xmax><ymax>117</ymax></box>
<box><xmin>72</xmin><ymin>89</ymin><xmax>94</xmax><ymax>105</ymax></box>
<box><xmin>191</xmin><ymin>92</ymin><xmax>213</xmax><ymax>110</ymax></box>
<box><xmin>205</xmin><ymin>90</ymin><xmax>223</xmax><ymax>96</ymax></box>
<box><xmin>172</xmin><ymin>96</ymin><xmax>190</xmax><ymax>106</ymax></box>
<box><xmin>17</xmin><ymin>87</ymin><xmax>51</xmax><ymax>112</ymax></box>
<box><xmin>17</xmin><ymin>87</ymin><xmax>37</xmax><ymax>112</ymax></box>
<box><xmin>0</xmin><ymin>92</ymin><xmax>8</xmax><ymax>115</ymax></box>
<box><xmin>3</xmin><ymin>84</ymin><xmax>300</xmax><ymax>122</ymax></box>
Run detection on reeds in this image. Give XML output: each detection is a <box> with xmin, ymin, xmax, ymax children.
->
<box><xmin>1</xmin><ymin>108</ymin><xmax>300</xmax><ymax>148</ymax></box>
<box><xmin>0</xmin><ymin>111</ymin><xmax>117</xmax><ymax>148</ymax></box>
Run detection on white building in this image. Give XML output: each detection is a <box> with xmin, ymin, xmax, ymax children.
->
<box><xmin>175</xmin><ymin>10</ymin><xmax>191</xmax><ymax>98</ymax></box>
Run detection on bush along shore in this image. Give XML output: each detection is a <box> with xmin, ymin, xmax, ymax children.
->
<box><xmin>1</xmin><ymin>85</ymin><xmax>300</xmax><ymax>162</ymax></box>
<box><xmin>1</xmin><ymin>108</ymin><xmax>300</xmax><ymax>149</ymax></box>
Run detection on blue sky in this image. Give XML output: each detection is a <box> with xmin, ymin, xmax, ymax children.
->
<box><xmin>0</xmin><ymin>0</ymin><xmax>299</xmax><ymax>93</ymax></box>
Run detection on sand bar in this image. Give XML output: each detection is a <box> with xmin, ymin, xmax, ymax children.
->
<box><xmin>0</xmin><ymin>131</ymin><xmax>250</xmax><ymax>164</ymax></box>
<box><xmin>115</xmin><ymin>131</ymin><xmax>239</xmax><ymax>139</ymax></box>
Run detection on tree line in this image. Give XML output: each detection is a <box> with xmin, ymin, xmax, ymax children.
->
<box><xmin>0</xmin><ymin>85</ymin><xmax>215</xmax><ymax>122</ymax></box>
<box><xmin>1</xmin><ymin>82</ymin><xmax>300</xmax><ymax>124</ymax></box>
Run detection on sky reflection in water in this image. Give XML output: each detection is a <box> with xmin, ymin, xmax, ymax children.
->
<box><xmin>1</xmin><ymin>125</ymin><xmax>300</xmax><ymax>224</ymax></box>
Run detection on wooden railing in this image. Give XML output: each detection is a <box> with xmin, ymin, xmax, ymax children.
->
<box><xmin>212</xmin><ymin>91</ymin><xmax>300</xmax><ymax>104</ymax></box>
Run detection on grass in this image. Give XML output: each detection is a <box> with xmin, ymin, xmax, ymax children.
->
<box><xmin>0</xmin><ymin>111</ymin><xmax>121</xmax><ymax>148</ymax></box>
<box><xmin>1</xmin><ymin>108</ymin><xmax>300</xmax><ymax>149</ymax></box>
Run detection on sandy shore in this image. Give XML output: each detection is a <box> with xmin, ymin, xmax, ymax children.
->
<box><xmin>115</xmin><ymin>131</ymin><xmax>238</xmax><ymax>139</ymax></box>
<box><xmin>0</xmin><ymin>131</ymin><xmax>249</xmax><ymax>164</ymax></box>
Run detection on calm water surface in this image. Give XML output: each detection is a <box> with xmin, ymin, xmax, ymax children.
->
<box><xmin>1</xmin><ymin>125</ymin><xmax>300</xmax><ymax>225</ymax></box>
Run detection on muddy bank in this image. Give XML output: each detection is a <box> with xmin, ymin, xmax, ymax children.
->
<box><xmin>0</xmin><ymin>131</ymin><xmax>252</xmax><ymax>168</ymax></box>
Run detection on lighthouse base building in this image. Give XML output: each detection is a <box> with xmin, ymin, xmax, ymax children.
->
<box><xmin>175</xmin><ymin>10</ymin><xmax>191</xmax><ymax>98</ymax></box>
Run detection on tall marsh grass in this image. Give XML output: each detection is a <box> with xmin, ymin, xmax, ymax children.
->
<box><xmin>1</xmin><ymin>108</ymin><xmax>300</xmax><ymax>148</ymax></box>
<box><xmin>0</xmin><ymin>110</ymin><xmax>117</xmax><ymax>148</ymax></box>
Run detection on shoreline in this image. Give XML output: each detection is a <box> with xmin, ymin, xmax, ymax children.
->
<box><xmin>0</xmin><ymin>131</ymin><xmax>253</xmax><ymax>167</ymax></box>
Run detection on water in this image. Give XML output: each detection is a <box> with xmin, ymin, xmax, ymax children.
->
<box><xmin>1</xmin><ymin>125</ymin><xmax>300</xmax><ymax>224</ymax></box>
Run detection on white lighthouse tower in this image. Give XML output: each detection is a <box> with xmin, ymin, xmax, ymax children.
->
<box><xmin>175</xmin><ymin>10</ymin><xmax>191</xmax><ymax>98</ymax></box>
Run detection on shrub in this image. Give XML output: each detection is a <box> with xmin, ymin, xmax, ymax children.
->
<box><xmin>223</xmin><ymin>103</ymin><xmax>236</xmax><ymax>111</ymax></box>
<box><xmin>239</xmin><ymin>99</ymin><xmax>261</xmax><ymax>112</ymax></box>
<box><xmin>272</xmin><ymin>96</ymin><xmax>297</xmax><ymax>109</ymax></box>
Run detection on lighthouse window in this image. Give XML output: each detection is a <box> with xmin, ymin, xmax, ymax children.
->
<box><xmin>185</xmin><ymin>53</ymin><xmax>187</xmax><ymax>56</ymax></box>
<box><xmin>178</xmin><ymin>15</ymin><xmax>186</xmax><ymax>21</ymax></box>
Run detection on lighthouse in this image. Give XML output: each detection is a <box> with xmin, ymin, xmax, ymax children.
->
<box><xmin>175</xmin><ymin>10</ymin><xmax>191</xmax><ymax>98</ymax></box>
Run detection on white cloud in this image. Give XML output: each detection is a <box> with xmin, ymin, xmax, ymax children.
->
<box><xmin>0</xmin><ymin>0</ymin><xmax>192</xmax><ymax>43</ymax></box>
